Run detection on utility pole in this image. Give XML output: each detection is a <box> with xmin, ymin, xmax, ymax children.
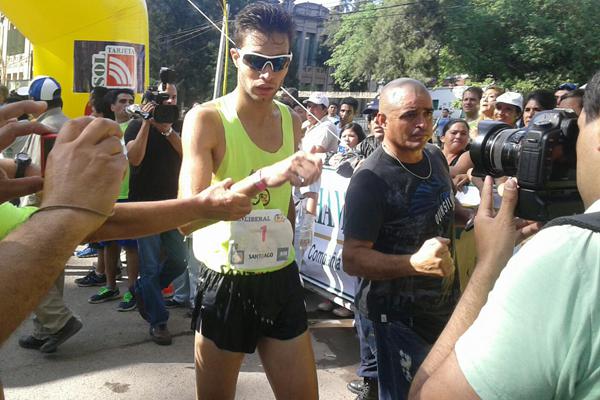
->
<box><xmin>212</xmin><ymin>4</ymin><xmax>229</xmax><ymax>100</ymax></box>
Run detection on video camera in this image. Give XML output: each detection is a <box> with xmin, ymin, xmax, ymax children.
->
<box><xmin>131</xmin><ymin>67</ymin><xmax>179</xmax><ymax>123</ymax></box>
<box><xmin>470</xmin><ymin>109</ymin><xmax>583</xmax><ymax>221</ymax></box>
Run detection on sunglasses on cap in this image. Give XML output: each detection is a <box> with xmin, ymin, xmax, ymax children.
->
<box><xmin>236</xmin><ymin>49</ymin><xmax>293</xmax><ymax>72</ymax></box>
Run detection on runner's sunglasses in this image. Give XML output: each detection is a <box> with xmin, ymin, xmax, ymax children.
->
<box><xmin>236</xmin><ymin>49</ymin><xmax>293</xmax><ymax>72</ymax></box>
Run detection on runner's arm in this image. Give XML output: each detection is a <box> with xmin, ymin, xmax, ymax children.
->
<box><xmin>178</xmin><ymin>106</ymin><xmax>322</xmax><ymax>235</ymax></box>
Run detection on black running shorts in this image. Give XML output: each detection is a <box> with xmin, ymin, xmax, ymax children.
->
<box><xmin>191</xmin><ymin>262</ymin><xmax>308</xmax><ymax>354</ymax></box>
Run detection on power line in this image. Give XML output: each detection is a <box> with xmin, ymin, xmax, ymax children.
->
<box><xmin>156</xmin><ymin>23</ymin><xmax>211</xmax><ymax>39</ymax></box>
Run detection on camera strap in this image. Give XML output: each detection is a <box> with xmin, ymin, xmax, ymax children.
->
<box><xmin>543</xmin><ymin>212</ymin><xmax>600</xmax><ymax>233</ymax></box>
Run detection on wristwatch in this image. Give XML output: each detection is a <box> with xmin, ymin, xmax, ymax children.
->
<box><xmin>14</xmin><ymin>152</ymin><xmax>31</xmax><ymax>178</ymax></box>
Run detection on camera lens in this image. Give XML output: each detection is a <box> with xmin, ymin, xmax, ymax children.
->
<box><xmin>470</xmin><ymin>120</ymin><xmax>523</xmax><ymax>178</ymax></box>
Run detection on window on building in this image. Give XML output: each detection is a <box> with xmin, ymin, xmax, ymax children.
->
<box><xmin>304</xmin><ymin>33</ymin><xmax>316</xmax><ymax>67</ymax></box>
<box><xmin>7</xmin><ymin>24</ymin><xmax>26</xmax><ymax>56</ymax></box>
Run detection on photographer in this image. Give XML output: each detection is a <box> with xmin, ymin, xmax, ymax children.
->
<box><xmin>409</xmin><ymin>73</ymin><xmax>600</xmax><ymax>399</ymax></box>
<box><xmin>124</xmin><ymin>80</ymin><xmax>184</xmax><ymax>345</ymax></box>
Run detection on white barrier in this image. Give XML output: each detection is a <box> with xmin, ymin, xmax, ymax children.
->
<box><xmin>299</xmin><ymin>167</ymin><xmax>357</xmax><ymax>305</ymax></box>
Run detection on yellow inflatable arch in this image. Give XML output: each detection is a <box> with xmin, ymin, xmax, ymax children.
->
<box><xmin>0</xmin><ymin>0</ymin><xmax>150</xmax><ymax>118</ymax></box>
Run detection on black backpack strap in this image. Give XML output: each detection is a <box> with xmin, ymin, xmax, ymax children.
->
<box><xmin>544</xmin><ymin>211</ymin><xmax>600</xmax><ymax>233</ymax></box>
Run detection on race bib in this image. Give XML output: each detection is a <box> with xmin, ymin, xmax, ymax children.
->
<box><xmin>228</xmin><ymin>209</ymin><xmax>293</xmax><ymax>271</ymax></box>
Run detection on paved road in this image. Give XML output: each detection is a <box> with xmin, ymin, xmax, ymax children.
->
<box><xmin>0</xmin><ymin>256</ymin><xmax>360</xmax><ymax>399</ymax></box>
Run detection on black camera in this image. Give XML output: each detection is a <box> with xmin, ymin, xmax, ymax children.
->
<box><xmin>140</xmin><ymin>67</ymin><xmax>179</xmax><ymax>123</ymax></box>
<box><xmin>470</xmin><ymin>109</ymin><xmax>583</xmax><ymax>221</ymax></box>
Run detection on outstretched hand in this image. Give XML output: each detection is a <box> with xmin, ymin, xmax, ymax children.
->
<box><xmin>261</xmin><ymin>147</ymin><xmax>323</xmax><ymax>188</ymax></box>
<box><xmin>196</xmin><ymin>178</ymin><xmax>252</xmax><ymax>221</ymax></box>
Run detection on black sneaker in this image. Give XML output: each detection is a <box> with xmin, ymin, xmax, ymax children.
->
<box><xmin>88</xmin><ymin>287</ymin><xmax>120</xmax><ymax>304</ymax></box>
<box><xmin>75</xmin><ymin>269</ymin><xmax>106</xmax><ymax>287</ymax></box>
<box><xmin>164</xmin><ymin>298</ymin><xmax>186</xmax><ymax>309</ymax></box>
<box><xmin>39</xmin><ymin>317</ymin><xmax>83</xmax><ymax>353</ymax></box>
<box><xmin>117</xmin><ymin>291</ymin><xmax>137</xmax><ymax>312</ymax></box>
<box><xmin>18</xmin><ymin>335</ymin><xmax>48</xmax><ymax>350</ymax></box>
<box><xmin>149</xmin><ymin>324</ymin><xmax>172</xmax><ymax>346</ymax></box>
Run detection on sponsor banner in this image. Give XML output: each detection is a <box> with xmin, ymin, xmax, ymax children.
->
<box><xmin>73</xmin><ymin>40</ymin><xmax>145</xmax><ymax>93</ymax></box>
<box><xmin>299</xmin><ymin>167</ymin><xmax>356</xmax><ymax>301</ymax></box>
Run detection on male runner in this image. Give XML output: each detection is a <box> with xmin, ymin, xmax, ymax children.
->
<box><xmin>179</xmin><ymin>3</ymin><xmax>322</xmax><ymax>399</ymax></box>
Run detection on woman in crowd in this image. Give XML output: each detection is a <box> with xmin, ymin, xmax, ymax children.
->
<box><xmin>479</xmin><ymin>85</ymin><xmax>505</xmax><ymax>121</ymax></box>
<box><xmin>522</xmin><ymin>89</ymin><xmax>556</xmax><ymax>127</ymax></box>
<box><xmin>340</xmin><ymin>122</ymin><xmax>366</xmax><ymax>150</ymax></box>
<box><xmin>440</xmin><ymin>119</ymin><xmax>470</xmax><ymax>167</ymax></box>
<box><xmin>327</xmin><ymin>122</ymin><xmax>366</xmax><ymax>167</ymax></box>
<box><xmin>494</xmin><ymin>91</ymin><xmax>523</xmax><ymax>127</ymax></box>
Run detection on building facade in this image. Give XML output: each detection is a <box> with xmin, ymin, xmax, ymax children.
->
<box><xmin>0</xmin><ymin>14</ymin><xmax>33</xmax><ymax>92</ymax></box>
<box><xmin>283</xmin><ymin>1</ymin><xmax>334</xmax><ymax>92</ymax></box>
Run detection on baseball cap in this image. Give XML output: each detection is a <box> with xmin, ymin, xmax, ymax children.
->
<box><xmin>362</xmin><ymin>98</ymin><xmax>379</xmax><ymax>114</ymax></box>
<box><xmin>27</xmin><ymin>76</ymin><xmax>62</xmax><ymax>101</ymax></box>
<box><xmin>558</xmin><ymin>82</ymin><xmax>578</xmax><ymax>91</ymax></box>
<box><xmin>303</xmin><ymin>92</ymin><xmax>329</xmax><ymax>108</ymax></box>
<box><xmin>495</xmin><ymin>91</ymin><xmax>523</xmax><ymax>112</ymax></box>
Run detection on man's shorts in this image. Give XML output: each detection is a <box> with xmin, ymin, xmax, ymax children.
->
<box><xmin>191</xmin><ymin>262</ymin><xmax>308</xmax><ymax>354</ymax></box>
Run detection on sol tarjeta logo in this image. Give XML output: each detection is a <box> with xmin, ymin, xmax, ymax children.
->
<box><xmin>91</xmin><ymin>45</ymin><xmax>137</xmax><ymax>89</ymax></box>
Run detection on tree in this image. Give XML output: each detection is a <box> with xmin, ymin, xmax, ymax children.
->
<box><xmin>325</xmin><ymin>0</ymin><xmax>444</xmax><ymax>89</ymax></box>
<box><xmin>146</xmin><ymin>0</ymin><xmax>256</xmax><ymax>107</ymax></box>
<box><xmin>440</xmin><ymin>0</ymin><xmax>600</xmax><ymax>89</ymax></box>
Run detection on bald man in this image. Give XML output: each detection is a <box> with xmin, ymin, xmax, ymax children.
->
<box><xmin>342</xmin><ymin>79</ymin><xmax>457</xmax><ymax>400</ymax></box>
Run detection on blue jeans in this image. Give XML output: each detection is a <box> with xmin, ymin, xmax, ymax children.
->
<box><xmin>373</xmin><ymin>319</ymin><xmax>431</xmax><ymax>400</ymax></box>
<box><xmin>135</xmin><ymin>230</ymin><xmax>187</xmax><ymax>327</ymax></box>
<box><xmin>356</xmin><ymin>313</ymin><xmax>378</xmax><ymax>380</ymax></box>
<box><xmin>172</xmin><ymin>238</ymin><xmax>200</xmax><ymax>307</ymax></box>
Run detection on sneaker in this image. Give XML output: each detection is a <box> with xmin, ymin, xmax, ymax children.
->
<box><xmin>18</xmin><ymin>335</ymin><xmax>48</xmax><ymax>350</ymax></box>
<box><xmin>39</xmin><ymin>316</ymin><xmax>83</xmax><ymax>353</ymax></box>
<box><xmin>75</xmin><ymin>246</ymin><xmax>98</xmax><ymax>258</ymax></box>
<box><xmin>117</xmin><ymin>291</ymin><xmax>137</xmax><ymax>312</ymax></box>
<box><xmin>317</xmin><ymin>300</ymin><xmax>334</xmax><ymax>312</ymax></box>
<box><xmin>75</xmin><ymin>269</ymin><xmax>106</xmax><ymax>287</ymax></box>
<box><xmin>164</xmin><ymin>298</ymin><xmax>185</xmax><ymax>309</ymax></box>
<box><xmin>332</xmin><ymin>306</ymin><xmax>354</xmax><ymax>318</ymax></box>
<box><xmin>88</xmin><ymin>287</ymin><xmax>120</xmax><ymax>304</ymax></box>
<box><xmin>149</xmin><ymin>324</ymin><xmax>172</xmax><ymax>345</ymax></box>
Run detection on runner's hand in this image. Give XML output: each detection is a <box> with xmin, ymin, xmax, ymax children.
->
<box><xmin>261</xmin><ymin>148</ymin><xmax>323</xmax><ymax>188</ymax></box>
<box><xmin>42</xmin><ymin>117</ymin><xmax>127</xmax><ymax>228</ymax></box>
<box><xmin>410</xmin><ymin>237</ymin><xmax>454</xmax><ymax>277</ymax></box>
<box><xmin>196</xmin><ymin>178</ymin><xmax>252</xmax><ymax>221</ymax></box>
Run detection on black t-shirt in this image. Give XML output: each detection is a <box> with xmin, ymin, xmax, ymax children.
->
<box><xmin>344</xmin><ymin>144</ymin><xmax>458</xmax><ymax>343</ymax></box>
<box><xmin>124</xmin><ymin>119</ymin><xmax>181</xmax><ymax>201</ymax></box>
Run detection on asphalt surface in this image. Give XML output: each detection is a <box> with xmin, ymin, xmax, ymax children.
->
<box><xmin>0</xmin><ymin>254</ymin><xmax>360</xmax><ymax>400</ymax></box>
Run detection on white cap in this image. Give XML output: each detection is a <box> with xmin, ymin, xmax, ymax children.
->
<box><xmin>303</xmin><ymin>92</ymin><xmax>329</xmax><ymax>108</ymax></box>
<box><xmin>496</xmin><ymin>91</ymin><xmax>523</xmax><ymax>112</ymax></box>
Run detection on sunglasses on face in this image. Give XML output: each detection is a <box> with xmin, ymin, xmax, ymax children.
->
<box><xmin>236</xmin><ymin>49</ymin><xmax>293</xmax><ymax>72</ymax></box>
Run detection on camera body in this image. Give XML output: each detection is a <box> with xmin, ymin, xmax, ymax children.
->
<box><xmin>470</xmin><ymin>109</ymin><xmax>583</xmax><ymax>221</ymax></box>
<box><xmin>139</xmin><ymin>67</ymin><xmax>179</xmax><ymax>124</ymax></box>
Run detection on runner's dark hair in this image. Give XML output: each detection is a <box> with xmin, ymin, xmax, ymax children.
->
<box><xmin>234</xmin><ymin>2</ymin><xmax>295</xmax><ymax>48</ymax></box>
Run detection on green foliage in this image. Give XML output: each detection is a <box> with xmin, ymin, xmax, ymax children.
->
<box><xmin>147</xmin><ymin>0</ymin><xmax>256</xmax><ymax>107</ymax></box>
<box><xmin>326</xmin><ymin>0</ymin><xmax>600</xmax><ymax>91</ymax></box>
<box><xmin>441</xmin><ymin>0</ymin><xmax>600</xmax><ymax>89</ymax></box>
